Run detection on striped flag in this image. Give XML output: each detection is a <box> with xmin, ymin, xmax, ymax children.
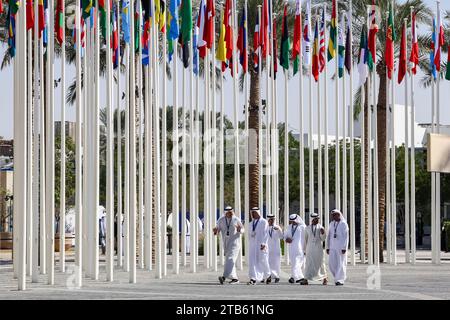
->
<box><xmin>430</xmin><ymin>18</ymin><xmax>437</xmax><ymax>80</ymax></box>
<box><xmin>112</xmin><ymin>2</ymin><xmax>119</xmax><ymax>69</ymax></box>
<box><xmin>292</xmin><ymin>0</ymin><xmax>301</xmax><ymax>75</ymax></box>
<box><xmin>344</xmin><ymin>9</ymin><xmax>352</xmax><ymax>73</ymax></box>
<box><xmin>122</xmin><ymin>0</ymin><xmax>131</xmax><ymax>43</ymax></box>
<box><xmin>302</xmin><ymin>0</ymin><xmax>311</xmax><ymax>66</ymax></box>
<box><xmin>338</xmin><ymin>13</ymin><xmax>345</xmax><ymax>77</ymax></box>
<box><xmin>237</xmin><ymin>8</ymin><xmax>248</xmax><ymax>73</ymax></box>
<box><xmin>196</xmin><ymin>0</ymin><xmax>207</xmax><ymax>58</ymax></box>
<box><xmin>312</xmin><ymin>17</ymin><xmax>319</xmax><ymax>81</ymax></box>
<box><xmin>368</xmin><ymin>0</ymin><xmax>378</xmax><ymax>64</ymax></box>
<box><xmin>434</xmin><ymin>6</ymin><xmax>444</xmax><ymax>72</ymax></box>
<box><xmin>409</xmin><ymin>12</ymin><xmax>419</xmax><ymax>75</ymax></box>
<box><xmin>327</xmin><ymin>0</ymin><xmax>336</xmax><ymax>61</ymax></box>
<box><xmin>7</xmin><ymin>5</ymin><xmax>16</xmax><ymax>58</ymax></box>
<box><xmin>55</xmin><ymin>0</ymin><xmax>64</xmax><ymax>44</ymax></box>
<box><xmin>357</xmin><ymin>25</ymin><xmax>369</xmax><ymax>87</ymax></box>
<box><xmin>398</xmin><ymin>22</ymin><xmax>406</xmax><ymax>84</ymax></box>
<box><xmin>279</xmin><ymin>3</ymin><xmax>290</xmax><ymax>71</ymax></box>
<box><xmin>26</xmin><ymin>0</ymin><xmax>34</xmax><ymax>30</ymax></box>
<box><xmin>253</xmin><ymin>14</ymin><xmax>260</xmax><ymax>70</ymax></box>
<box><xmin>193</xmin><ymin>13</ymin><xmax>199</xmax><ymax>75</ymax></box>
<box><xmin>319</xmin><ymin>8</ymin><xmax>326</xmax><ymax>72</ymax></box>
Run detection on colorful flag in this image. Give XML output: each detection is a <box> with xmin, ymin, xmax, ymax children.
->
<box><xmin>224</xmin><ymin>0</ymin><xmax>233</xmax><ymax>64</ymax></box>
<box><xmin>384</xmin><ymin>2</ymin><xmax>395</xmax><ymax>79</ymax></box>
<box><xmin>196</xmin><ymin>0</ymin><xmax>207</xmax><ymax>58</ymax></box>
<box><xmin>430</xmin><ymin>18</ymin><xmax>437</xmax><ymax>80</ymax></box>
<box><xmin>434</xmin><ymin>6</ymin><xmax>444</xmax><ymax>72</ymax></box>
<box><xmin>216</xmin><ymin>11</ymin><xmax>227</xmax><ymax>70</ymax></box>
<box><xmin>134</xmin><ymin>1</ymin><xmax>140</xmax><ymax>53</ymax></box>
<box><xmin>302</xmin><ymin>0</ymin><xmax>311</xmax><ymax>66</ymax></box>
<box><xmin>112</xmin><ymin>2</ymin><xmax>119</xmax><ymax>69</ymax></box>
<box><xmin>55</xmin><ymin>0</ymin><xmax>64</xmax><ymax>44</ymax></box>
<box><xmin>7</xmin><ymin>6</ymin><xmax>16</xmax><ymax>58</ymax></box>
<box><xmin>327</xmin><ymin>0</ymin><xmax>337</xmax><ymax>61</ymax></box>
<box><xmin>409</xmin><ymin>12</ymin><xmax>419</xmax><ymax>75</ymax></box>
<box><xmin>338</xmin><ymin>13</ymin><xmax>345</xmax><ymax>77</ymax></box>
<box><xmin>445</xmin><ymin>46</ymin><xmax>450</xmax><ymax>81</ymax></box>
<box><xmin>398</xmin><ymin>23</ymin><xmax>406</xmax><ymax>84</ymax></box>
<box><xmin>155</xmin><ymin>0</ymin><xmax>166</xmax><ymax>32</ymax></box>
<box><xmin>273</xmin><ymin>17</ymin><xmax>278</xmax><ymax>78</ymax></box>
<box><xmin>193</xmin><ymin>13</ymin><xmax>199</xmax><ymax>74</ymax></box>
<box><xmin>312</xmin><ymin>17</ymin><xmax>319</xmax><ymax>81</ymax></box>
<box><xmin>357</xmin><ymin>25</ymin><xmax>369</xmax><ymax>87</ymax></box>
<box><xmin>368</xmin><ymin>0</ymin><xmax>378</xmax><ymax>64</ymax></box>
<box><xmin>237</xmin><ymin>8</ymin><xmax>248</xmax><ymax>73</ymax></box>
<box><xmin>122</xmin><ymin>0</ymin><xmax>131</xmax><ymax>43</ymax></box>
<box><xmin>99</xmin><ymin>0</ymin><xmax>107</xmax><ymax>38</ymax></box>
<box><xmin>169</xmin><ymin>0</ymin><xmax>180</xmax><ymax>40</ymax></box>
<box><xmin>82</xmin><ymin>0</ymin><xmax>93</xmax><ymax>19</ymax></box>
<box><xmin>319</xmin><ymin>7</ymin><xmax>326</xmax><ymax>72</ymax></box>
<box><xmin>280</xmin><ymin>4</ymin><xmax>289</xmax><ymax>71</ymax></box>
<box><xmin>344</xmin><ymin>9</ymin><xmax>352</xmax><ymax>73</ymax></box>
<box><xmin>253</xmin><ymin>14</ymin><xmax>260</xmax><ymax>70</ymax></box>
<box><xmin>292</xmin><ymin>0</ymin><xmax>301</xmax><ymax>75</ymax></box>
<box><xmin>203</xmin><ymin>0</ymin><xmax>215</xmax><ymax>50</ymax></box>
<box><xmin>0</xmin><ymin>1</ymin><xmax>3</xmax><ymax>14</ymax></box>
<box><xmin>260</xmin><ymin>0</ymin><xmax>269</xmax><ymax>58</ymax></box>
<box><xmin>180</xmin><ymin>0</ymin><xmax>192</xmax><ymax>43</ymax></box>
<box><xmin>26</xmin><ymin>0</ymin><xmax>34</xmax><ymax>31</ymax></box>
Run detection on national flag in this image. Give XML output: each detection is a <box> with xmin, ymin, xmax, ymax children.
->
<box><xmin>398</xmin><ymin>22</ymin><xmax>406</xmax><ymax>84</ymax></box>
<box><xmin>203</xmin><ymin>0</ymin><xmax>215</xmax><ymax>50</ymax></box>
<box><xmin>142</xmin><ymin>46</ymin><xmax>149</xmax><ymax>65</ymax></box>
<box><xmin>273</xmin><ymin>15</ymin><xmax>278</xmax><ymax>78</ymax></box>
<box><xmin>357</xmin><ymin>24</ymin><xmax>369</xmax><ymax>87</ymax></box>
<box><xmin>445</xmin><ymin>46</ymin><xmax>450</xmax><ymax>81</ymax></box>
<box><xmin>180</xmin><ymin>0</ymin><xmax>192</xmax><ymax>43</ymax></box>
<box><xmin>42</xmin><ymin>0</ymin><xmax>48</xmax><ymax>46</ymax></box>
<box><xmin>55</xmin><ymin>0</ymin><xmax>64</xmax><ymax>44</ymax></box>
<box><xmin>344</xmin><ymin>9</ymin><xmax>352</xmax><ymax>73</ymax></box>
<box><xmin>302</xmin><ymin>0</ymin><xmax>311</xmax><ymax>66</ymax></box>
<box><xmin>155</xmin><ymin>0</ymin><xmax>166</xmax><ymax>32</ymax></box>
<box><xmin>196</xmin><ymin>0</ymin><xmax>207</xmax><ymax>58</ymax></box>
<box><xmin>7</xmin><ymin>6</ymin><xmax>16</xmax><ymax>58</ymax></box>
<box><xmin>134</xmin><ymin>1</ymin><xmax>140</xmax><ymax>53</ymax></box>
<box><xmin>72</xmin><ymin>15</ymin><xmax>86</xmax><ymax>55</ymax></box>
<box><xmin>224</xmin><ymin>0</ymin><xmax>233</xmax><ymax>64</ymax></box>
<box><xmin>216</xmin><ymin>11</ymin><xmax>227</xmax><ymax>71</ymax></box>
<box><xmin>0</xmin><ymin>1</ymin><xmax>3</xmax><ymax>14</ymax></box>
<box><xmin>112</xmin><ymin>2</ymin><xmax>119</xmax><ymax>68</ymax></box>
<box><xmin>26</xmin><ymin>0</ymin><xmax>34</xmax><ymax>31</ymax></box>
<box><xmin>82</xmin><ymin>0</ymin><xmax>93</xmax><ymax>19</ymax></box>
<box><xmin>122</xmin><ymin>0</ymin><xmax>131</xmax><ymax>43</ymax></box>
<box><xmin>327</xmin><ymin>0</ymin><xmax>337</xmax><ymax>61</ymax></box>
<box><xmin>260</xmin><ymin>0</ymin><xmax>269</xmax><ymax>58</ymax></box>
<box><xmin>193</xmin><ymin>13</ymin><xmax>199</xmax><ymax>74</ymax></box>
<box><xmin>409</xmin><ymin>12</ymin><xmax>419</xmax><ymax>75</ymax></box>
<box><xmin>338</xmin><ymin>13</ymin><xmax>345</xmax><ymax>77</ymax></box>
<box><xmin>434</xmin><ymin>6</ymin><xmax>444</xmax><ymax>72</ymax></box>
<box><xmin>38</xmin><ymin>0</ymin><xmax>45</xmax><ymax>33</ymax></box>
<box><xmin>99</xmin><ymin>0</ymin><xmax>107</xmax><ymax>38</ymax></box>
<box><xmin>430</xmin><ymin>18</ymin><xmax>437</xmax><ymax>80</ymax></box>
<box><xmin>384</xmin><ymin>2</ymin><xmax>395</xmax><ymax>79</ymax></box>
<box><xmin>253</xmin><ymin>14</ymin><xmax>260</xmax><ymax>70</ymax></box>
<box><xmin>319</xmin><ymin>7</ymin><xmax>326</xmax><ymax>72</ymax></box>
<box><xmin>237</xmin><ymin>8</ymin><xmax>248</xmax><ymax>73</ymax></box>
<box><xmin>292</xmin><ymin>0</ymin><xmax>301</xmax><ymax>75</ymax></box>
<box><xmin>169</xmin><ymin>0</ymin><xmax>181</xmax><ymax>40</ymax></box>
<box><xmin>312</xmin><ymin>17</ymin><xmax>319</xmax><ymax>81</ymax></box>
<box><xmin>280</xmin><ymin>4</ymin><xmax>289</xmax><ymax>71</ymax></box>
<box><xmin>368</xmin><ymin>0</ymin><xmax>378</xmax><ymax>64</ymax></box>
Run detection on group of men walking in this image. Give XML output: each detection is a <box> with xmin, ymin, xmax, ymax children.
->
<box><xmin>213</xmin><ymin>207</ymin><xmax>349</xmax><ymax>286</ymax></box>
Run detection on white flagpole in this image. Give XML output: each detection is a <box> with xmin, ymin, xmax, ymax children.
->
<box><xmin>32</xmin><ymin>0</ymin><xmax>40</xmax><ymax>281</ymax></box>
<box><xmin>137</xmin><ymin>2</ymin><xmax>144</xmax><ymax>270</ymax></box>
<box><xmin>409</xmin><ymin>6</ymin><xmax>416</xmax><ymax>265</ymax></box>
<box><xmin>384</xmin><ymin>11</ymin><xmax>391</xmax><ymax>265</ymax></box>
<box><xmin>190</xmin><ymin>20</ymin><xmax>197</xmax><ymax>272</ymax></box>
<box><xmin>124</xmin><ymin>41</ymin><xmax>130</xmax><ymax>273</ymax></box>
<box><xmin>153</xmin><ymin>9</ymin><xmax>162</xmax><ymax>278</ymax></box>
<box><xmin>144</xmin><ymin>8</ymin><xmax>153</xmax><ymax>270</ymax></box>
<box><xmin>257</xmin><ymin>5</ymin><xmax>263</xmax><ymax>214</ymax></box>
<box><xmin>26</xmin><ymin>22</ymin><xmax>33</xmax><ymax>279</ymax></box>
<box><xmin>74</xmin><ymin>0</ymin><xmax>83</xmax><ymax>287</ymax></box>
<box><xmin>46</xmin><ymin>0</ymin><xmax>56</xmax><ymax>284</ymax></box>
<box><xmin>83</xmin><ymin>15</ymin><xmax>89</xmax><ymax>275</ymax></box>
<box><xmin>219</xmin><ymin>57</ymin><xmax>225</xmax><ymax>267</ymax></box>
<box><xmin>403</xmin><ymin>19</ymin><xmax>410</xmax><ymax>265</ymax></box>
<box><xmin>365</xmin><ymin>8</ymin><xmax>372</xmax><ymax>265</ymax></box>
<box><xmin>317</xmin><ymin>10</ymin><xmax>323</xmax><ymax>222</ymax></box>
<box><xmin>348</xmin><ymin>2</ymin><xmax>355</xmax><ymax>265</ymax></box>
<box><xmin>391</xmin><ymin>11</ymin><xmax>397</xmax><ymax>264</ymax></box>
<box><xmin>360</xmin><ymin>79</ymin><xmax>366</xmax><ymax>263</ymax></box>
<box><xmin>341</xmin><ymin>11</ymin><xmax>347</xmax><ymax>221</ymax></box>
<box><xmin>204</xmin><ymin>43</ymin><xmax>210</xmax><ymax>270</ymax></box>
<box><xmin>106</xmin><ymin>0</ymin><xmax>114</xmax><ymax>281</ymax></box>
<box><xmin>335</xmin><ymin>0</ymin><xmax>340</xmax><ymax>211</ymax></box>
<box><xmin>15</xmin><ymin>0</ymin><xmax>27</xmax><ymax>290</ymax></box>
<box><xmin>173</xmin><ymin>36</ymin><xmax>180</xmax><ymax>274</ymax></box>
<box><xmin>195</xmin><ymin>48</ymin><xmax>200</xmax><ymax>269</ymax></box>
<box><xmin>210</xmin><ymin>26</ymin><xmax>217</xmax><ymax>272</ymax></box>
<box><xmin>129</xmin><ymin>0</ymin><xmax>137</xmax><ymax>282</ymax></box>
<box><xmin>265</xmin><ymin>2</ymin><xmax>271</xmax><ymax>221</ymax></box>
<box><xmin>117</xmin><ymin>0</ymin><xmax>123</xmax><ymax>268</ymax></box>
<box><xmin>373</xmin><ymin>43</ymin><xmax>379</xmax><ymax>266</ymax></box>
<box><xmin>59</xmin><ymin>0</ymin><xmax>66</xmax><ymax>273</ymax></box>
<box><xmin>323</xmin><ymin>3</ymin><xmax>329</xmax><ymax>230</ymax></box>
<box><xmin>435</xmin><ymin>0</ymin><xmax>441</xmax><ymax>265</ymax></box>
<box><xmin>39</xmin><ymin>34</ymin><xmax>46</xmax><ymax>275</ymax></box>
<box><xmin>299</xmin><ymin>2</ymin><xmax>305</xmax><ymax>220</ymax></box>
<box><xmin>308</xmin><ymin>40</ymin><xmax>314</xmax><ymax>220</ymax></box>
<box><xmin>244</xmin><ymin>0</ymin><xmax>250</xmax><ymax>267</ymax></box>
<box><xmin>182</xmin><ymin>51</ymin><xmax>188</xmax><ymax>269</ymax></box>
<box><xmin>284</xmin><ymin>64</ymin><xmax>289</xmax><ymax>266</ymax></box>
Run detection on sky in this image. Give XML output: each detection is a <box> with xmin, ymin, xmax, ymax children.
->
<box><xmin>0</xmin><ymin>0</ymin><xmax>448</xmax><ymax>140</ymax></box>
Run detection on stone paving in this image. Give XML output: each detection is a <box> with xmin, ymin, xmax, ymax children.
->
<box><xmin>0</xmin><ymin>250</ymin><xmax>449</xmax><ymax>300</ymax></box>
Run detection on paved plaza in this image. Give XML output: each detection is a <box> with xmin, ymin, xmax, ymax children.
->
<box><xmin>0</xmin><ymin>250</ymin><xmax>449</xmax><ymax>300</ymax></box>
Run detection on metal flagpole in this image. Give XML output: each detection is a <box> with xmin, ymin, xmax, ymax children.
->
<box><xmin>317</xmin><ymin>12</ymin><xmax>322</xmax><ymax>222</ymax></box>
<box><xmin>373</xmin><ymin>39</ymin><xmax>379</xmax><ymax>266</ymax></box>
<box><xmin>60</xmin><ymin>0</ymin><xmax>66</xmax><ymax>273</ymax></box>
<box><xmin>299</xmin><ymin>1</ymin><xmax>305</xmax><ymax>220</ymax></box>
<box><xmin>391</xmin><ymin>11</ymin><xmax>397</xmax><ymax>264</ymax></box>
<box><xmin>124</xmin><ymin>39</ymin><xmax>130</xmax><ymax>273</ymax></box>
<box><xmin>410</xmin><ymin>6</ymin><xmax>416</xmax><ymax>264</ymax></box>
<box><xmin>15</xmin><ymin>0</ymin><xmax>27</xmax><ymax>290</ymax></box>
<box><xmin>46</xmin><ymin>0</ymin><xmax>56</xmax><ymax>284</ymax></box>
<box><xmin>323</xmin><ymin>3</ymin><xmax>329</xmax><ymax>230</ymax></box>
<box><xmin>348</xmin><ymin>3</ymin><xmax>355</xmax><ymax>265</ymax></box>
<box><xmin>244</xmin><ymin>0</ymin><xmax>250</xmax><ymax>267</ymax></box>
<box><xmin>75</xmin><ymin>0</ymin><xmax>83</xmax><ymax>287</ymax></box>
<box><xmin>39</xmin><ymin>33</ymin><xmax>46</xmax><ymax>275</ymax></box>
<box><xmin>195</xmin><ymin>45</ymin><xmax>200</xmax><ymax>269</ymax></box>
<box><xmin>365</xmin><ymin>7</ymin><xmax>372</xmax><ymax>265</ymax></box>
<box><xmin>403</xmin><ymin>19</ymin><xmax>410</xmax><ymax>264</ymax></box>
<box><xmin>204</xmin><ymin>41</ymin><xmax>210</xmax><ymax>270</ymax></box>
<box><xmin>308</xmin><ymin>41</ymin><xmax>314</xmax><ymax>220</ymax></box>
<box><xmin>182</xmin><ymin>54</ymin><xmax>187</xmax><ymax>269</ymax></box>
<box><xmin>83</xmin><ymin>14</ymin><xmax>89</xmax><ymax>275</ymax></box>
<box><xmin>360</xmin><ymin>79</ymin><xmax>366</xmax><ymax>263</ymax></box>
<box><xmin>265</xmin><ymin>1</ymin><xmax>272</xmax><ymax>221</ymax></box>
<box><xmin>32</xmin><ymin>0</ymin><xmax>40</xmax><ymax>281</ymax></box>
<box><xmin>257</xmin><ymin>5</ymin><xmax>263</xmax><ymax>214</ymax></box>
<box><xmin>219</xmin><ymin>55</ymin><xmax>225</xmax><ymax>267</ymax></box>
<box><xmin>117</xmin><ymin>0</ymin><xmax>123</xmax><ymax>268</ymax></box>
<box><xmin>284</xmin><ymin>44</ymin><xmax>289</xmax><ymax>270</ymax></box>
<box><xmin>210</xmin><ymin>15</ymin><xmax>217</xmax><ymax>271</ymax></box>
<box><xmin>26</xmin><ymin>21</ymin><xmax>33</xmax><ymax>279</ymax></box>
<box><xmin>106</xmin><ymin>0</ymin><xmax>114</xmax><ymax>281</ymax></box>
<box><xmin>335</xmin><ymin>0</ymin><xmax>340</xmax><ymax>211</ymax></box>
<box><xmin>431</xmin><ymin>75</ymin><xmax>436</xmax><ymax>264</ymax></box>
<box><xmin>435</xmin><ymin>0</ymin><xmax>441</xmax><ymax>265</ymax></box>
<box><xmin>173</xmin><ymin>35</ymin><xmax>180</xmax><ymax>274</ymax></box>
<box><xmin>129</xmin><ymin>0</ymin><xmax>137</xmax><ymax>282</ymax></box>
<box><xmin>341</xmin><ymin>11</ymin><xmax>347</xmax><ymax>221</ymax></box>
<box><xmin>190</xmin><ymin>18</ymin><xmax>197</xmax><ymax>272</ymax></box>
<box><xmin>384</xmin><ymin>11</ymin><xmax>391</xmax><ymax>264</ymax></box>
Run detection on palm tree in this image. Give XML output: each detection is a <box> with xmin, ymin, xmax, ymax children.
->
<box><xmin>351</xmin><ymin>0</ymin><xmax>433</xmax><ymax>262</ymax></box>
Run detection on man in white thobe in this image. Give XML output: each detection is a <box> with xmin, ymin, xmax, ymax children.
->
<box><xmin>284</xmin><ymin>214</ymin><xmax>307</xmax><ymax>284</ymax></box>
<box><xmin>247</xmin><ymin>207</ymin><xmax>271</xmax><ymax>285</ymax></box>
<box><xmin>326</xmin><ymin>209</ymin><xmax>349</xmax><ymax>286</ymax></box>
<box><xmin>267</xmin><ymin>213</ymin><xmax>283</xmax><ymax>283</ymax></box>
<box><xmin>213</xmin><ymin>206</ymin><xmax>244</xmax><ymax>284</ymax></box>
<box><xmin>303</xmin><ymin>212</ymin><xmax>328</xmax><ymax>285</ymax></box>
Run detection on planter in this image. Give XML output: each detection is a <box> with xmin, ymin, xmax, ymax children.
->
<box><xmin>0</xmin><ymin>232</ymin><xmax>13</xmax><ymax>249</ymax></box>
<box><xmin>55</xmin><ymin>233</ymin><xmax>74</xmax><ymax>252</ymax></box>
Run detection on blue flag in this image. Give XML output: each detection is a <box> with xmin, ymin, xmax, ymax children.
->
<box><xmin>169</xmin><ymin>0</ymin><xmax>181</xmax><ymax>40</ymax></box>
<box><xmin>122</xmin><ymin>0</ymin><xmax>131</xmax><ymax>43</ymax></box>
<box><xmin>430</xmin><ymin>18</ymin><xmax>437</xmax><ymax>80</ymax></box>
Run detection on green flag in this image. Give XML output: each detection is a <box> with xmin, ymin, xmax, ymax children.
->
<box><xmin>280</xmin><ymin>4</ymin><xmax>290</xmax><ymax>70</ymax></box>
<box><xmin>180</xmin><ymin>0</ymin><xmax>192</xmax><ymax>43</ymax></box>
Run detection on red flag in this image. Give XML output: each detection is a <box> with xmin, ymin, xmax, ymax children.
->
<box><xmin>237</xmin><ymin>8</ymin><xmax>247</xmax><ymax>74</ymax></box>
<box><xmin>253</xmin><ymin>15</ymin><xmax>260</xmax><ymax>69</ymax></box>
<box><xmin>224</xmin><ymin>0</ymin><xmax>233</xmax><ymax>62</ymax></box>
<box><xmin>368</xmin><ymin>0</ymin><xmax>378</xmax><ymax>63</ymax></box>
<box><xmin>0</xmin><ymin>1</ymin><xmax>3</xmax><ymax>14</ymax></box>
<box><xmin>312</xmin><ymin>18</ymin><xmax>319</xmax><ymax>81</ymax></box>
<box><xmin>409</xmin><ymin>12</ymin><xmax>419</xmax><ymax>75</ymax></box>
<box><xmin>203</xmin><ymin>0</ymin><xmax>215</xmax><ymax>49</ymax></box>
<box><xmin>291</xmin><ymin>0</ymin><xmax>301</xmax><ymax>61</ymax></box>
<box><xmin>55</xmin><ymin>0</ymin><xmax>64</xmax><ymax>44</ymax></box>
<box><xmin>273</xmin><ymin>17</ymin><xmax>278</xmax><ymax>77</ymax></box>
<box><xmin>260</xmin><ymin>0</ymin><xmax>269</xmax><ymax>58</ymax></box>
<box><xmin>26</xmin><ymin>0</ymin><xmax>34</xmax><ymax>30</ymax></box>
<box><xmin>434</xmin><ymin>8</ymin><xmax>444</xmax><ymax>71</ymax></box>
<box><xmin>398</xmin><ymin>23</ymin><xmax>406</xmax><ymax>84</ymax></box>
<box><xmin>38</xmin><ymin>0</ymin><xmax>45</xmax><ymax>34</ymax></box>
<box><xmin>384</xmin><ymin>2</ymin><xmax>395</xmax><ymax>79</ymax></box>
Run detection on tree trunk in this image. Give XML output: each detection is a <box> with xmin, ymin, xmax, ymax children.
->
<box><xmin>248</xmin><ymin>66</ymin><xmax>260</xmax><ymax>212</ymax></box>
<box><xmin>376</xmin><ymin>62</ymin><xmax>387</xmax><ymax>263</ymax></box>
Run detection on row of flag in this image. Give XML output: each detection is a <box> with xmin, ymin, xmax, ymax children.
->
<box><xmin>3</xmin><ymin>0</ymin><xmax>450</xmax><ymax>85</ymax></box>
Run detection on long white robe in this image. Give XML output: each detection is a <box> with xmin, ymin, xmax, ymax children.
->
<box><xmin>267</xmin><ymin>224</ymin><xmax>283</xmax><ymax>279</ymax></box>
<box><xmin>248</xmin><ymin>217</ymin><xmax>271</xmax><ymax>281</ymax></box>
<box><xmin>327</xmin><ymin>219</ymin><xmax>349</xmax><ymax>283</ymax></box>
<box><xmin>216</xmin><ymin>215</ymin><xmax>244</xmax><ymax>280</ymax></box>
<box><xmin>303</xmin><ymin>223</ymin><xmax>327</xmax><ymax>281</ymax></box>
<box><xmin>284</xmin><ymin>223</ymin><xmax>306</xmax><ymax>281</ymax></box>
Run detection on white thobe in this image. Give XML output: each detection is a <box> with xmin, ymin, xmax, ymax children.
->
<box><xmin>267</xmin><ymin>224</ymin><xmax>283</xmax><ymax>279</ymax></box>
<box><xmin>284</xmin><ymin>223</ymin><xmax>306</xmax><ymax>281</ymax></box>
<box><xmin>248</xmin><ymin>218</ymin><xmax>271</xmax><ymax>281</ymax></box>
<box><xmin>303</xmin><ymin>223</ymin><xmax>327</xmax><ymax>281</ymax></box>
<box><xmin>327</xmin><ymin>220</ymin><xmax>349</xmax><ymax>283</ymax></box>
<box><xmin>216</xmin><ymin>215</ymin><xmax>244</xmax><ymax>280</ymax></box>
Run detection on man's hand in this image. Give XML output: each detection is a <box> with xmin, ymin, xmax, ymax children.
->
<box><xmin>326</xmin><ymin>249</ymin><xmax>330</xmax><ymax>255</ymax></box>
<box><xmin>273</xmin><ymin>226</ymin><xmax>279</xmax><ymax>231</ymax></box>
<box><xmin>236</xmin><ymin>225</ymin><xmax>242</xmax><ymax>233</ymax></box>
<box><xmin>341</xmin><ymin>250</ymin><xmax>346</xmax><ymax>254</ymax></box>
<box><xmin>213</xmin><ymin>227</ymin><xmax>218</xmax><ymax>235</ymax></box>
<box><xmin>285</xmin><ymin>238</ymin><xmax>292</xmax><ymax>244</ymax></box>
<box><xmin>320</xmin><ymin>228</ymin><xmax>325</xmax><ymax>235</ymax></box>
<box><xmin>260</xmin><ymin>244</ymin><xmax>266</xmax><ymax>251</ymax></box>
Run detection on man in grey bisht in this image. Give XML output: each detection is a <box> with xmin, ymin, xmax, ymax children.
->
<box><xmin>303</xmin><ymin>212</ymin><xmax>328</xmax><ymax>285</ymax></box>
